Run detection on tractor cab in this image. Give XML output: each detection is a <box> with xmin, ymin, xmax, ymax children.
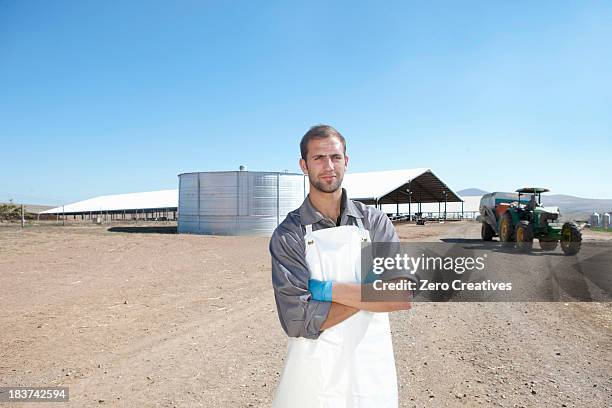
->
<box><xmin>516</xmin><ymin>187</ymin><xmax>547</xmax><ymax>209</ymax></box>
<box><xmin>515</xmin><ymin>187</ymin><xmax>560</xmax><ymax>227</ymax></box>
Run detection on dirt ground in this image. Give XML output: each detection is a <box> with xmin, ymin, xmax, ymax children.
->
<box><xmin>0</xmin><ymin>221</ymin><xmax>610</xmax><ymax>407</ymax></box>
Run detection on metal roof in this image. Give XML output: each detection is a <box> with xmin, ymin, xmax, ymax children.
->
<box><xmin>178</xmin><ymin>170</ymin><xmax>304</xmax><ymax>176</ymax></box>
<box><xmin>41</xmin><ymin>189</ymin><xmax>178</xmax><ymax>214</ymax></box>
<box><xmin>41</xmin><ymin>168</ymin><xmax>460</xmax><ymax>214</ymax></box>
<box><xmin>516</xmin><ymin>187</ymin><xmax>549</xmax><ymax>194</ymax></box>
<box><xmin>343</xmin><ymin>168</ymin><xmax>462</xmax><ymax>204</ymax></box>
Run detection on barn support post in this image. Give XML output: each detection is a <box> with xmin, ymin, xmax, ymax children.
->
<box><xmin>419</xmin><ymin>193</ymin><xmax>422</xmax><ymax>214</ymax></box>
<box><xmin>444</xmin><ymin>191</ymin><xmax>447</xmax><ymax>221</ymax></box>
<box><xmin>408</xmin><ymin>192</ymin><xmax>412</xmax><ymax>221</ymax></box>
<box><xmin>407</xmin><ymin>182</ymin><xmax>412</xmax><ymax>222</ymax></box>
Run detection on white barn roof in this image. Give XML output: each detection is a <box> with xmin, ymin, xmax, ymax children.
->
<box><xmin>42</xmin><ymin>168</ymin><xmax>461</xmax><ymax>214</ymax></box>
<box><xmin>343</xmin><ymin>168</ymin><xmax>462</xmax><ymax>204</ymax></box>
<box><xmin>42</xmin><ymin>189</ymin><xmax>178</xmax><ymax>214</ymax></box>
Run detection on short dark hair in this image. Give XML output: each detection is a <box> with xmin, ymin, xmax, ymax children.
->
<box><xmin>300</xmin><ymin>125</ymin><xmax>347</xmax><ymax>161</ymax></box>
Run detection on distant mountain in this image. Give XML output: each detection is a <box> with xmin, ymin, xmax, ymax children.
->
<box><xmin>456</xmin><ymin>188</ymin><xmax>489</xmax><ymax>196</ymax></box>
<box><xmin>541</xmin><ymin>195</ymin><xmax>612</xmax><ymax>221</ymax></box>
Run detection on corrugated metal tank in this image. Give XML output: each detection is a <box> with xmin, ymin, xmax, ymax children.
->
<box><xmin>603</xmin><ymin>213</ymin><xmax>610</xmax><ymax>229</ymax></box>
<box><xmin>178</xmin><ymin>170</ymin><xmax>308</xmax><ymax>236</ymax></box>
<box><xmin>589</xmin><ymin>212</ymin><xmax>600</xmax><ymax>228</ymax></box>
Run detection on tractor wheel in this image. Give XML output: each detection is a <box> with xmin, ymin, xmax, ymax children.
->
<box><xmin>481</xmin><ymin>222</ymin><xmax>494</xmax><ymax>241</ymax></box>
<box><xmin>560</xmin><ymin>222</ymin><xmax>582</xmax><ymax>255</ymax></box>
<box><xmin>539</xmin><ymin>240</ymin><xmax>558</xmax><ymax>251</ymax></box>
<box><xmin>515</xmin><ymin>221</ymin><xmax>533</xmax><ymax>251</ymax></box>
<box><xmin>499</xmin><ymin>212</ymin><xmax>514</xmax><ymax>243</ymax></box>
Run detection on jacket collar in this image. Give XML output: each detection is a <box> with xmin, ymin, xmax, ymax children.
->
<box><xmin>298</xmin><ymin>188</ymin><xmax>363</xmax><ymax>226</ymax></box>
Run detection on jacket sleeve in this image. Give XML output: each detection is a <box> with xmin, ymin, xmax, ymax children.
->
<box><xmin>270</xmin><ymin>227</ymin><xmax>331</xmax><ymax>339</ymax></box>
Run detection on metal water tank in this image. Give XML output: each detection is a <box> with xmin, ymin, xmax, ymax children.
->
<box><xmin>603</xmin><ymin>212</ymin><xmax>611</xmax><ymax>229</ymax></box>
<box><xmin>589</xmin><ymin>212</ymin><xmax>600</xmax><ymax>228</ymax></box>
<box><xmin>178</xmin><ymin>170</ymin><xmax>308</xmax><ymax>236</ymax></box>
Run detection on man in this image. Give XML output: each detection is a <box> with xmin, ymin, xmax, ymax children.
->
<box><xmin>269</xmin><ymin>125</ymin><xmax>413</xmax><ymax>408</ymax></box>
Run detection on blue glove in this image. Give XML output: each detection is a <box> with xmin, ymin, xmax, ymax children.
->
<box><xmin>308</xmin><ymin>279</ymin><xmax>333</xmax><ymax>302</ymax></box>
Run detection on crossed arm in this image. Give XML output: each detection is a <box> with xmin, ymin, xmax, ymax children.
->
<box><xmin>270</xmin><ymin>216</ymin><xmax>412</xmax><ymax>338</ymax></box>
<box><xmin>320</xmin><ymin>279</ymin><xmax>412</xmax><ymax>330</ymax></box>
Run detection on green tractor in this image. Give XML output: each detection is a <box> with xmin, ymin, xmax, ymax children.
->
<box><xmin>479</xmin><ymin>188</ymin><xmax>582</xmax><ymax>255</ymax></box>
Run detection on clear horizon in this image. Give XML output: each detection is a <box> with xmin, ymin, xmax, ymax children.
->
<box><xmin>1</xmin><ymin>1</ymin><xmax>611</xmax><ymax>205</ymax></box>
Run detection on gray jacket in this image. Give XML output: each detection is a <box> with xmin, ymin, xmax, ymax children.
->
<box><xmin>269</xmin><ymin>189</ymin><xmax>401</xmax><ymax>339</ymax></box>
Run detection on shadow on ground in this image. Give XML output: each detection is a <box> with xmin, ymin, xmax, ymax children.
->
<box><xmin>107</xmin><ymin>226</ymin><xmax>177</xmax><ymax>234</ymax></box>
<box><xmin>439</xmin><ymin>238</ymin><xmax>567</xmax><ymax>256</ymax></box>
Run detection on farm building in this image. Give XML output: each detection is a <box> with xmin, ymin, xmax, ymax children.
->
<box><xmin>178</xmin><ymin>168</ymin><xmax>463</xmax><ymax>235</ymax></box>
<box><xmin>40</xmin><ymin>190</ymin><xmax>178</xmax><ymax>221</ymax></box>
<box><xmin>41</xmin><ymin>168</ymin><xmax>470</xmax><ymax>234</ymax></box>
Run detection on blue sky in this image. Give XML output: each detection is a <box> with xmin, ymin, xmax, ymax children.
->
<box><xmin>1</xmin><ymin>0</ymin><xmax>611</xmax><ymax>205</ymax></box>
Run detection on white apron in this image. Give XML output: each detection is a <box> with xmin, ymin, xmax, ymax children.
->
<box><xmin>272</xmin><ymin>218</ymin><xmax>398</xmax><ymax>408</ymax></box>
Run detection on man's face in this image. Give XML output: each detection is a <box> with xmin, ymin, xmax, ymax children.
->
<box><xmin>299</xmin><ymin>136</ymin><xmax>349</xmax><ymax>193</ymax></box>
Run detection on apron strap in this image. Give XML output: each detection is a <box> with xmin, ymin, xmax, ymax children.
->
<box><xmin>355</xmin><ymin>217</ymin><xmax>365</xmax><ymax>231</ymax></box>
<box><xmin>304</xmin><ymin>224</ymin><xmax>313</xmax><ymax>235</ymax></box>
